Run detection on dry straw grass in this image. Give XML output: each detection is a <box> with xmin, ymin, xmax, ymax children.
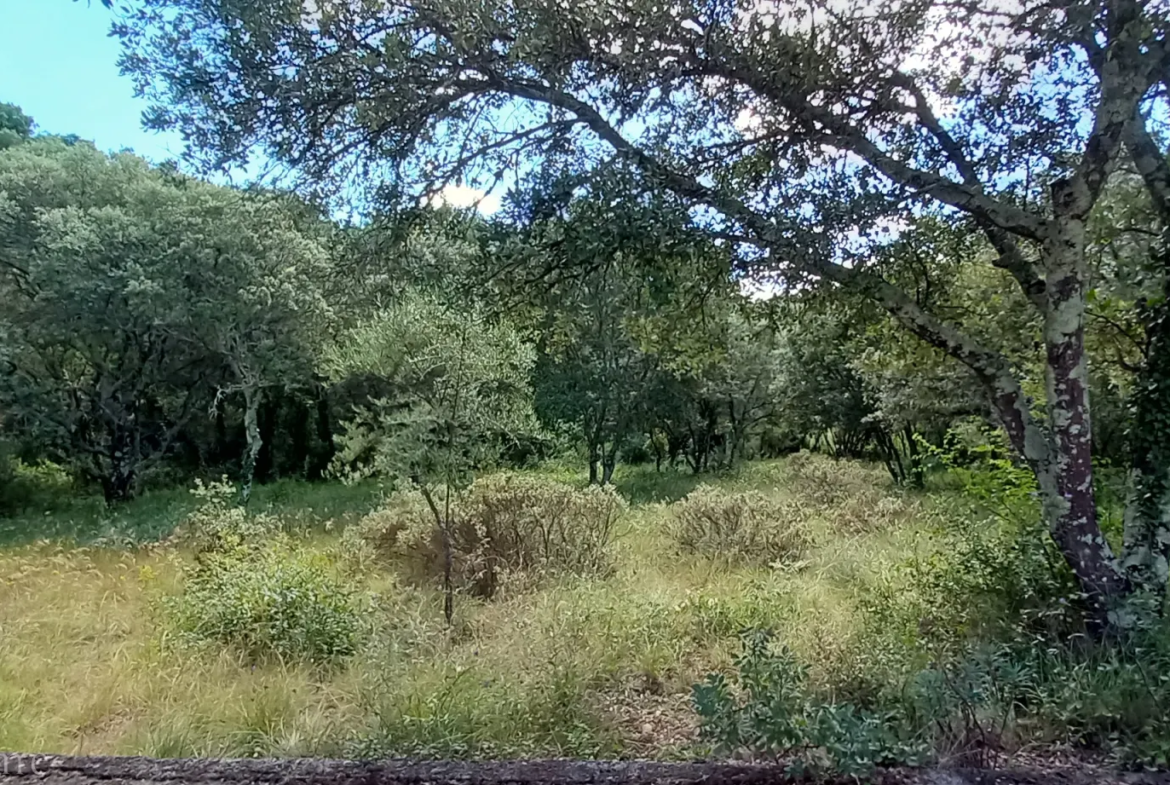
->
<box><xmin>0</xmin><ymin>456</ymin><xmax>933</xmax><ymax>758</ymax></box>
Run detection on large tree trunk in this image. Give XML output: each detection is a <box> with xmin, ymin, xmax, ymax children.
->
<box><xmin>1037</xmin><ymin>197</ymin><xmax>1129</xmax><ymax>625</ymax></box>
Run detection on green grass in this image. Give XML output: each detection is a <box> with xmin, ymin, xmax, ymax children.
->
<box><xmin>0</xmin><ymin>478</ymin><xmax>384</xmax><ymax>547</ymax></box>
<box><xmin>1</xmin><ymin>456</ymin><xmax>940</xmax><ymax>759</ymax></box>
<box><xmin>14</xmin><ymin>455</ymin><xmax>1147</xmax><ymax>765</ymax></box>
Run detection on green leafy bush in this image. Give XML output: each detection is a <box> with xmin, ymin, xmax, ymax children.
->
<box><xmin>693</xmin><ymin>630</ymin><xmax>930</xmax><ymax>776</ymax></box>
<box><xmin>671</xmin><ymin>485</ymin><xmax>809</xmax><ymax>566</ymax></box>
<box><xmin>172</xmin><ymin>478</ymin><xmax>283</xmax><ymax>553</ymax></box>
<box><xmin>0</xmin><ymin>449</ymin><xmax>74</xmax><ymax>516</ymax></box>
<box><xmin>345</xmin><ymin>472</ymin><xmax>625</xmax><ymax>597</ymax></box>
<box><xmin>169</xmin><ymin>544</ymin><xmax>364</xmax><ymax>663</ymax></box>
<box><xmin>165</xmin><ymin>480</ymin><xmax>365</xmax><ymax>664</ymax></box>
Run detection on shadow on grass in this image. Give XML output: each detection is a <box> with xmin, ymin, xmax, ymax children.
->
<box><xmin>612</xmin><ymin>466</ymin><xmax>704</xmax><ymax>505</ymax></box>
<box><xmin>0</xmin><ymin>478</ymin><xmax>385</xmax><ymax>547</ymax></box>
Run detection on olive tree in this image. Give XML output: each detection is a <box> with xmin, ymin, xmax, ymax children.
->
<box><xmin>325</xmin><ymin>290</ymin><xmax>537</xmax><ymax>621</ymax></box>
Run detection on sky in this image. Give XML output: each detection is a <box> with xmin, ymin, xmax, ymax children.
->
<box><xmin>0</xmin><ymin>0</ymin><xmax>181</xmax><ymax>162</ymax></box>
<box><xmin>0</xmin><ymin>0</ymin><xmax>499</xmax><ymax>211</ymax></box>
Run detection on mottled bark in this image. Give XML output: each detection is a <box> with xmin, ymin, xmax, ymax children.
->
<box><xmin>239</xmin><ymin>385</ymin><xmax>263</xmax><ymax>506</ymax></box>
<box><xmin>1039</xmin><ymin>194</ymin><xmax>1129</xmax><ymax>616</ymax></box>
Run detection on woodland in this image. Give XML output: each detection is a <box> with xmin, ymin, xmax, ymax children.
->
<box><xmin>2</xmin><ymin>0</ymin><xmax>1170</xmax><ymax>775</ymax></box>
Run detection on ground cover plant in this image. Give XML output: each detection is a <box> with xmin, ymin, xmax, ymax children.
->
<box><xmin>4</xmin><ymin>454</ymin><xmax>1170</xmax><ymax>773</ymax></box>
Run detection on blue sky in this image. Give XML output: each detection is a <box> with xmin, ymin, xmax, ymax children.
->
<box><xmin>0</xmin><ymin>0</ymin><xmax>179</xmax><ymax>161</ymax></box>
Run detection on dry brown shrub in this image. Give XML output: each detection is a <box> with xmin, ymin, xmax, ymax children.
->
<box><xmin>670</xmin><ymin>485</ymin><xmax>810</xmax><ymax>566</ymax></box>
<box><xmin>344</xmin><ymin>472</ymin><xmax>626</xmax><ymax>597</ymax></box>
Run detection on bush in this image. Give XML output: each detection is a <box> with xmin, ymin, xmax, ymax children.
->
<box><xmin>346</xmin><ymin>472</ymin><xmax>626</xmax><ymax>597</ymax></box>
<box><xmin>0</xmin><ymin>449</ymin><xmax>74</xmax><ymax>516</ymax></box>
<box><xmin>784</xmin><ymin>451</ymin><xmax>855</xmax><ymax>506</ymax></box>
<box><xmin>168</xmin><ymin>544</ymin><xmax>365</xmax><ymax>664</ymax></box>
<box><xmin>671</xmin><ymin>485</ymin><xmax>810</xmax><ymax>567</ymax></box>
<box><xmin>165</xmin><ymin>480</ymin><xmax>365</xmax><ymax>664</ymax></box>
<box><xmin>693</xmin><ymin>630</ymin><xmax>930</xmax><ymax>776</ymax></box>
<box><xmin>172</xmin><ymin>477</ymin><xmax>282</xmax><ymax>553</ymax></box>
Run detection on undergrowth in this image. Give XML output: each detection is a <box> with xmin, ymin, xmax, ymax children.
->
<box><xmin>3</xmin><ymin>453</ymin><xmax>1169</xmax><ymax>768</ymax></box>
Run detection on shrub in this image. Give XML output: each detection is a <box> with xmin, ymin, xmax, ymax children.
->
<box><xmin>671</xmin><ymin>485</ymin><xmax>810</xmax><ymax>567</ymax></box>
<box><xmin>693</xmin><ymin>630</ymin><xmax>930</xmax><ymax>776</ymax></box>
<box><xmin>171</xmin><ymin>477</ymin><xmax>283</xmax><ymax>554</ymax></box>
<box><xmin>346</xmin><ymin>472</ymin><xmax>626</xmax><ymax>597</ymax></box>
<box><xmin>167</xmin><ymin>543</ymin><xmax>365</xmax><ymax>663</ymax></box>
<box><xmin>165</xmin><ymin>480</ymin><xmax>365</xmax><ymax>664</ymax></box>
<box><xmin>784</xmin><ymin>451</ymin><xmax>855</xmax><ymax>506</ymax></box>
<box><xmin>0</xmin><ymin>449</ymin><xmax>74</xmax><ymax>516</ymax></box>
<box><xmin>827</xmin><ymin>493</ymin><xmax>919</xmax><ymax>535</ymax></box>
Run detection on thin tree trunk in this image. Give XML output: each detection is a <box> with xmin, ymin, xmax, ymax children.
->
<box><xmin>1122</xmin><ymin>123</ymin><xmax>1170</xmax><ymax>613</ymax></box>
<box><xmin>904</xmin><ymin>424</ymin><xmax>925</xmax><ymax>488</ymax></box>
<box><xmin>239</xmin><ymin>385</ymin><xmax>263</xmax><ymax>506</ymax></box>
<box><xmin>254</xmin><ymin>388</ymin><xmax>278</xmax><ymax>482</ymax></box>
<box><xmin>417</xmin><ymin>481</ymin><xmax>453</xmax><ymax>625</ymax></box>
<box><xmin>309</xmin><ymin>389</ymin><xmax>333</xmax><ymax>480</ymax></box>
<box><xmin>102</xmin><ymin>431</ymin><xmax>138</xmax><ymax>505</ymax></box>
<box><xmin>102</xmin><ymin>403</ymin><xmax>139</xmax><ymax>505</ymax></box>
<box><xmin>601</xmin><ymin>443</ymin><xmax>617</xmax><ymax>485</ymax></box>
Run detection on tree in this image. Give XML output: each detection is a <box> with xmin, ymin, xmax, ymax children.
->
<box><xmin>0</xmin><ymin>139</ymin><xmax>218</xmax><ymax>501</ymax></box>
<box><xmin>0</xmin><ymin>137</ymin><xmax>333</xmax><ymax>502</ymax></box>
<box><xmin>188</xmin><ymin>192</ymin><xmax>336</xmax><ymax>503</ymax></box>
<box><xmin>496</xmin><ymin>170</ymin><xmax>733</xmax><ymax>482</ymax></box>
<box><xmin>0</xmin><ymin>103</ymin><xmax>33</xmax><ymax>150</ymax></box>
<box><xmin>325</xmin><ymin>290</ymin><xmax>537</xmax><ymax>621</ymax></box>
<box><xmin>116</xmin><ymin>0</ymin><xmax>1170</xmax><ymax>628</ymax></box>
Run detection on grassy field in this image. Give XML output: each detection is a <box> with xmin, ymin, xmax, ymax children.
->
<box><xmin>0</xmin><ymin>456</ymin><xmax>949</xmax><ymax>760</ymax></box>
<box><xmin>9</xmin><ymin>455</ymin><xmax>1164</xmax><ymax>768</ymax></box>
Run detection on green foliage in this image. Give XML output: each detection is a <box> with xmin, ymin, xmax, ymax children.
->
<box><xmin>0</xmin><ymin>137</ymin><xmax>332</xmax><ymax>503</ymax></box>
<box><xmin>671</xmin><ymin>485</ymin><xmax>810</xmax><ymax>567</ymax></box>
<box><xmin>327</xmin><ymin>290</ymin><xmax>537</xmax><ymax>490</ymax></box>
<box><xmin>0</xmin><ymin>449</ymin><xmax>73</xmax><ymax>516</ymax></box>
<box><xmin>0</xmin><ymin>103</ymin><xmax>33</xmax><ymax>150</ymax></box>
<box><xmin>693</xmin><ymin>630</ymin><xmax>930</xmax><ymax>776</ymax></box>
<box><xmin>164</xmin><ymin>481</ymin><xmax>366</xmax><ymax>663</ymax></box>
<box><xmin>860</xmin><ymin>444</ymin><xmax>1079</xmax><ymax>661</ymax></box>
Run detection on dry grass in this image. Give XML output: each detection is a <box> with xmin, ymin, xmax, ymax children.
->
<box><xmin>0</xmin><ymin>455</ymin><xmax>938</xmax><ymax>758</ymax></box>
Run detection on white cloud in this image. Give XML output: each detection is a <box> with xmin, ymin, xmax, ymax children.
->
<box><xmin>427</xmin><ymin>184</ymin><xmax>502</xmax><ymax>215</ymax></box>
